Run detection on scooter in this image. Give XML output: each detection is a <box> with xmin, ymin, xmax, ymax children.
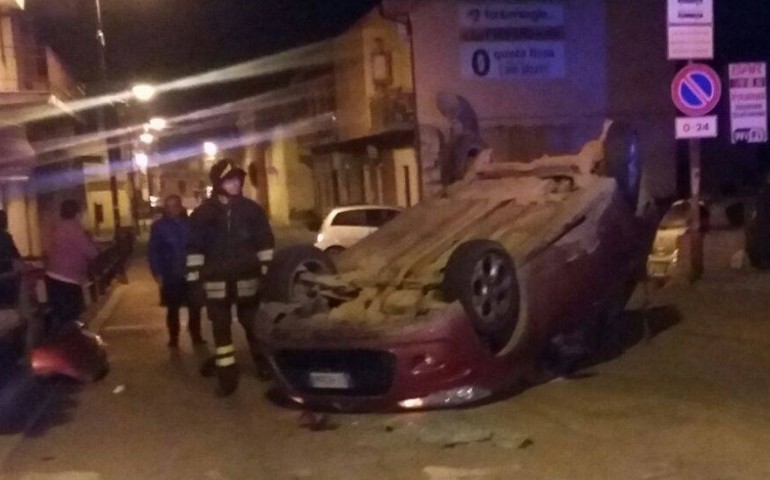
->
<box><xmin>18</xmin><ymin>267</ymin><xmax>109</xmax><ymax>383</ymax></box>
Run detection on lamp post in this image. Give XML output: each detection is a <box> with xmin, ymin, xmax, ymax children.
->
<box><xmin>94</xmin><ymin>0</ymin><xmax>123</xmax><ymax>235</ymax></box>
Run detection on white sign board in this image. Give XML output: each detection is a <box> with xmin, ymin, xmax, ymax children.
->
<box><xmin>668</xmin><ymin>0</ymin><xmax>713</xmax><ymax>25</ymax></box>
<box><xmin>459</xmin><ymin>2</ymin><xmax>566</xmax><ymax>80</ymax></box>
<box><xmin>676</xmin><ymin>116</ymin><xmax>718</xmax><ymax>139</ymax></box>
<box><xmin>729</xmin><ymin>62</ymin><xmax>768</xmax><ymax>144</ymax></box>
<box><xmin>667</xmin><ymin>26</ymin><xmax>714</xmax><ymax>60</ymax></box>
<box><xmin>667</xmin><ymin>0</ymin><xmax>713</xmax><ymax>60</ymax></box>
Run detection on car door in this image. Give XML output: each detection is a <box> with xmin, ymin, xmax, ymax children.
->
<box><xmin>330</xmin><ymin>209</ymin><xmax>370</xmax><ymax>248</ymax></box>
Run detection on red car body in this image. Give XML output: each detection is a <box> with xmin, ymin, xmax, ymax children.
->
<box><xmin>259</xmin><ymin>124</ymin><xmax>655</xmax><ymax>411</ymax></box>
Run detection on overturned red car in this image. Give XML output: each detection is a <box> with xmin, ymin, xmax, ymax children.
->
<box><xmin>257</xmin><ymin>121</ymin><xmax>656</xmax><ymax>411</ymax></box>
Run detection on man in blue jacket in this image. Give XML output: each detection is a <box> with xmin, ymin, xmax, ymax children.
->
<box><xmin>149</xmin><ymin>195</ymin><xmax>204</xmax><ymax>348</ymax></box>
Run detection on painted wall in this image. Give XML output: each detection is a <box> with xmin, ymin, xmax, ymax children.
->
<box><xmin>0</xmin><ymin>14</ymin><xmax>21</xmax><ymax>92</ymax></box>
<box><xmin>333</xmin><ymin>10</ymin><xmax>414</xmax><ymax>141</ymax></box>
<box><xmin>404</xmin><ymin>0</ymin><xmax>676</xmax><ymax>198</ymax></box>
<box><xmin>606</xmin><ymin>0</ymin><xmax>676</xmax><ymax>199</ymax></box>
<box><xmin>409</xmin><ymin>0</ymin><xmax>607</xmax><ymax>134</ymax></box>
<box><xmin>84</xmin><ymin>184</ymin><xmax>132</xmax><ymax>237</ymax></box>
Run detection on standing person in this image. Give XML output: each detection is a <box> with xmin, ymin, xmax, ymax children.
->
<box><xmin>46</xmin><ymin>200</ymin><xmax>99</xmax><ymax>327</ymax></box>
<box><xmin>187</xmin><ymin>159</ymin><xmax>274</xmax><ymax>396</ymax></box>
<box><xmin>0</xmin><ymin>210</ymin><xmax>22</xmax><ymax>310</ymax></box>
<box><xmin>148</xmin><ymin>195</ymin><xmax>204</xmax><ymax>348</ymax></box>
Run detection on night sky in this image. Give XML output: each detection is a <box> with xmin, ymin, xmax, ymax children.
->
<box><xmin>23</xmin><ymin>1</ymin><xmax>770</xmax><ymax>118</ymax></box>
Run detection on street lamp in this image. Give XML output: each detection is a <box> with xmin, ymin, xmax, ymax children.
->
<box><xmin>93</xmin><ymin>0</ymin><xmax>124</xmax><ymax>233</ymax></box>
<box><xmin>134</xmin><ymin>152</ymin><xmax>149</xmax><ymax>173</ymax></box>
<box><xmin>148</xmin><ymin>117</ymin><xmax>167</xmax><ymax>131</ymax></box>
<box><xmin>203</xmin><ymin>141</ymin><xmax>219</xmax><ymax>158</ymax></box>
<box><xmin>139</xmin><ymin>132</ymin><xmax>155</xmax><ymax>145</ymax></box>
<box><xmin>131</xmin><ymin>83</ymin><xmax>157</xmax><ymax>103</ymax></box>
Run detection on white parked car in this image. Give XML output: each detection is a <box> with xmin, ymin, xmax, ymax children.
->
<box><xmin>315</xmin><ymin>205</ymin><xmax>402</xmax><ymax>253</ymax></box>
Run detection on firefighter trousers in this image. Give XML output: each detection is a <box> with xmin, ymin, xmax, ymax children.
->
<box><xmin>206</xmin><ymin>300</ymin><xmax>262</xmax><ymax>396</ymax></box>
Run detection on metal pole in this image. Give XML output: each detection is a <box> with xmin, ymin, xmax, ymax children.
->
<box><xmin>689</xmin><ymin>138</ymin><xmax>704</xmax><ymax>282</ymax></box>
<box><xmin>94</xmin><ymin>0</ymin><xmax>122</xmax><ymax>235</ymax></box>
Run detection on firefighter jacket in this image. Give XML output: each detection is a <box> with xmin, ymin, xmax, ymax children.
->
<box><xmin>186</xmin><ymin>196</ymin><xmax>274</xmax><ymax>302</ymax></box>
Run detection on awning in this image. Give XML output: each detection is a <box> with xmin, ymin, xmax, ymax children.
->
<box><xmin>311</xmin><ymin>126</ymin><xmax>415</xmax><ymax>155</ymax></box>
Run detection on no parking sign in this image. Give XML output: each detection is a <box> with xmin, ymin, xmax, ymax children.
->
<box><xmin>671</xmin><ymin>64</ymin><xmax>721</xmax><ymax>139</ymax></box>
<box><xmin>671</xmin><ymin>64</ymin><xmax>722</xmax><ymax>117</ymax></box>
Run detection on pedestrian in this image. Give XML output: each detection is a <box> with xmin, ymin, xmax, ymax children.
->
<box><xmin>45</xmin><ymin>200</ymin><xmax>99</xmax><ymax>327</ymax></box>
<box><xmin>148</xmin><ymin>195</ymin><xmax>205</xmax><ymax>348</ymax></box>
<box><xmin>0</xmin><ymin>210</ymin><xmax>22</xmax><ymax>310</ymax></box>
<box><xmin>187</xmin><ymin>159</ymin><xmax>274</xmax><ymax>396</ymax></box>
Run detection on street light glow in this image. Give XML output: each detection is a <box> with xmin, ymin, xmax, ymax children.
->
<box><xmin>134</xmin><ymin>152</ymin><xmax>149</xmax><ymax>172</ymax></box>
<box><xmin>131</xmin><ymin>83</ymin><xmax>157</xmax><ymax>102</ymax></box>
<box><xmin>203</xmin><ymin>141</ymin><xmax>219</xmax><ymax>157</ymax></box>
<box><xmin>139</xmin><ymin>132</ymin><xmax>155</xmax><ymax>144</ymax></box>
<box><xmin>148</xmin><ymin>117</ymin><xmax>167</xmax><ymax>131</ymax></box>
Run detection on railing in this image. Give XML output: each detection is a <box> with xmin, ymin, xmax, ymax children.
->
<box><xmin>369</xmin><ymin>88</ymin><xmax>416</xmax><ymax>132</ymax></box>
<box><xmin>88</xmin><ymin>228</ymin><xmax>135</xmax><ymax>302</ymax></box>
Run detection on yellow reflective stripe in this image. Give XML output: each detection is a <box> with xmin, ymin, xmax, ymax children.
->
<box><xmin>219</xmin><ymin>163</ymin><xmax>233</xmax><ymax>179</ymax></box>
<box><xmin>236</xmin><ymin>279</ymin><xmax>259</xmax><ymax>297</ymax></box>
<box><xmin>186</xmin><ymin>271</ymin><xmax>200</xmax><ymax>282</ymax></box>
<box><xmin>216</xmin><ymin>345</ymin><xmax>236</xmax><ymax>355</ymax></box>
<box><xmin>186</xmin><ymin>254</ymin><xmax>205</xmax><ymax>267</ymax></box>
<box><xmin>215</xmin><ymin>356</ymin><xmax>236</xmax><ymax>367</ymax></box>
<box><xmin>257</xmin><ymin>249</ymin><xmax>274</xmax><ymax>262</ymax></box>
<box><xmin>206</xmin><ymin>290</ymin><xmax>226</xmax><ymax>299</ymax></box>
<box><xmin>203</xmin><ymin>282</ymin><xmax>226</xmax><ymax>291</ymax></box>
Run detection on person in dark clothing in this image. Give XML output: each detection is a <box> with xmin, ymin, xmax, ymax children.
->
<box><xmin>149</xmin><ymin>195</ymin><xmax>204</xmax><ymax>348</ymax></box>
<box><xmin>187</xmin><ymin>159</ymin><xmax>274</xmax><ymax>396</ymax></box>
<box><xmin>0</xmin><ymin>210</ymin><xmax>22</xmax><ymax>309</ymax></box>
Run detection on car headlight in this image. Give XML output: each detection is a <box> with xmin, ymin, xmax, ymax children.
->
<box><xmin>316</xmin><ymin>233</ymin><xmax>324</xmax><ymax>244</ymax></box>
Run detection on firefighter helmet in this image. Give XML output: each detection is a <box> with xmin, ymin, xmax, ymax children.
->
<box><xmin>209</xmin><ymin>159</ymin><xmax>246</xmax><ymax>190</ymax></box>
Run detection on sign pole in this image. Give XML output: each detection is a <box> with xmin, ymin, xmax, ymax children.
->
<box><xmin>668</xmin><ymin>0</ymin><xmax>716</xmax><ymax>283</ymax></box>
<box><xmin>689</xmin><ymin>137</ymin><xmax>704</xmax><ymax>282</ymax></box>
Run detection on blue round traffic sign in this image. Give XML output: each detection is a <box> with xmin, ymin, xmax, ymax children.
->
<box><xmin>671</xmin><ymin>64</ymin><xmax>722</xmax><ymax>117</ymax></box>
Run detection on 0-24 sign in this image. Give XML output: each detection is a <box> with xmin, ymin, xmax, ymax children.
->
<box><xmin>676</xmin><ymin>116</ymin><xmax>718</xmax><ymax>139</ymax></box>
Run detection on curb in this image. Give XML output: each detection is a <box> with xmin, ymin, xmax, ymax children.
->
<box><xmin>88</xmin><ymin>284</ymin><xmax>130</xmax><ymax>334</ymax></box>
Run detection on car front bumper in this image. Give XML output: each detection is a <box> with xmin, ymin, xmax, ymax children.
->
<box><xmin>263</xmin><ymin>305</ymin><xmax>531</xmax><ymax>411</ymax></box>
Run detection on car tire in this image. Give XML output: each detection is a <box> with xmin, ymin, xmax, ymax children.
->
<box><xmin>600</xmin><ymin>122</ymin><xmax>641</xmax><ymax>211</ymax></box>
<box><xmin>442</xmin><ymin>240</ymin><xmax>520</xmax><ymax>352</ymax></box>
<box><xmin>263</xmin><ymin>245</ymin><xmax>337</xmax><ymax>303</ymax></box>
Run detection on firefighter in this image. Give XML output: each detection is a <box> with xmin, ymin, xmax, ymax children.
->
<box><xmin>187</xmin><ymin>159</ymin><xmax>274</xmax><ymax>396</ymax></box>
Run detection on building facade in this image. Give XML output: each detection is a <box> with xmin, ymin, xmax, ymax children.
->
<box><xmin>385</xmin><ymin>0</ymin><xmax>675</xmax><ymax>201</ymax></box>
<box><xmin>0</xmin><ymin>3</ymin><xmax>116</xmax><ymax>255</ymax></box>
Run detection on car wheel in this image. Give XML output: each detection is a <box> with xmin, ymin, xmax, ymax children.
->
<box><xmin>600</xmin><ymin>122</ymin><xmax>641</xmax><ymax>211</ymax></box>
<box><xmin>325</xmin><ymin>246</ymin><xmax>345</xmax><ymax>256</ymax></box>
<box><xmin>442</xmin><ymin>240</ymin><xmax>520</xmax><ymax>352</ymax></box>
<box><xmin>263</xmin><ymin>245</ymin><xmax>337</xmax><ymax>303</ymax></box>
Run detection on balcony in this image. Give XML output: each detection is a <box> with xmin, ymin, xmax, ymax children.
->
<box><xmin>369</xmin><ymin>87</ymin><xmax>415</xmax><ymax>133</ymax></box>
<box><xmin>0</xmin><ymin>45</ymin><xmax>81</xmax><ymax>100</ymax></box>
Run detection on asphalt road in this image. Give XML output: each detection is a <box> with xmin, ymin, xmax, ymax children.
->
<box><xmin>1</xmin><ymin>230</ymin><xmax>770</xmax><ymax>480</ymax></box>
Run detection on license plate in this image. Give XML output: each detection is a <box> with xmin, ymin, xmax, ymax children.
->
<box><xmin>309</xmin><ymin>372</ymin><xmax>352</xmax><ymax>390</ymax></box>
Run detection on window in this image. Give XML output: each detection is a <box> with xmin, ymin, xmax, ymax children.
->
<box><xmin>331</xmin><ymin>209</ymin><xmax>368</xmax><ymax>227</ymax></box>
<box><xmin>365</xmin><ymin>208</ymin><xmax>399</xmax><ymax>227</ymax></box>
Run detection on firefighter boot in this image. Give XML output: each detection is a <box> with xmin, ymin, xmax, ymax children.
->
<box><xmin>216</xmin><ymin>364</ymin><xmax>239</xmax><ymax>397</ymax></box>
